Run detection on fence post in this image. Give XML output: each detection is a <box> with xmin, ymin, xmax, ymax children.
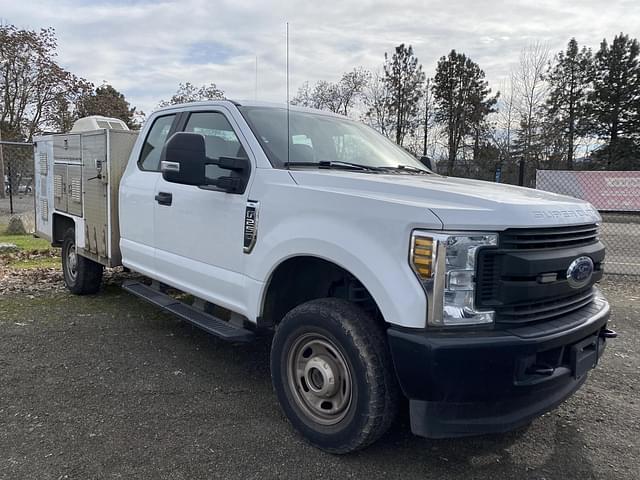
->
<box><xmin>518</xmin><ymin>159</ymin><xmax>525</xmax><ymax>186</ymax></box>
<box><xmin>7</xmin><ymin>156</ymin><xmax>13</xmax><ymax>214</ymax></box>
<box><xmin>0</xmin><ymin>129</ymin><xmax>5</xmax><ymax>200</ymax></box>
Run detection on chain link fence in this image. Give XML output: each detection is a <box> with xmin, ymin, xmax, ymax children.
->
<box><xmin>0</xmin><ymin>141</ymin><xmax>35</xmax><ymax>230</ymax></box>
<box><xmin>536</xmin><ymin>170</ymin><xmax>640</xmax><ymax>276</ymax></box>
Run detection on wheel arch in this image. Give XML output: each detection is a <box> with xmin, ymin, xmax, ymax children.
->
<box><xmin>51</xmin><ymin>213</ymin><xmax>75</xmax><ymax>247</ymax></box>
<box><xmin>259</xmin><ymin>254</ymin><xmax>385</xmax><ymax>328</ymax></box>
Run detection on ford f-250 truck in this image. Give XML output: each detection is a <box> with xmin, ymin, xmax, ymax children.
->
<box><xmin>34</xmin><ymin>101</ymin><xmax>616</xmax><ymax>453</ymax></box>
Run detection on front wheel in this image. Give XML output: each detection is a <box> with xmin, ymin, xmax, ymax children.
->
<box><xmin>271</xmin><ymin>298</ymin><xmax>399</xmax><ymax>453</ymax></box>
<box><xmin>62</xmin><ymin>228</ymin><xmax>103</xmax><ymax>295</ymax></box>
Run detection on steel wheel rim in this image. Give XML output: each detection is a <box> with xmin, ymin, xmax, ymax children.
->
<box><xmin>66</xmin><ymin>242</ymin><xmax>78</xmax><ymax>282</ymax></box>
<box><xmin>287</xmin><ymin>332</ymin><xmax>353</xmax><ymax>426</ymax></box>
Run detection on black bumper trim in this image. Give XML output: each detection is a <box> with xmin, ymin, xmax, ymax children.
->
<box><xmin>409</xmin><ymin>374</ymin><xmax>587</xmax><ymax>438</ymax></box>
<box><xmin>387</xmin><ymin>297</ymin><xmax>610</xmax><ymax>438</ymax></box>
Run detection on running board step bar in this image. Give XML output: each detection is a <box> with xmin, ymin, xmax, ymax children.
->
<box><xmin>122</xmin><ymin>280</ymin><xmax>255</xmax><ymax>343</ymax></box>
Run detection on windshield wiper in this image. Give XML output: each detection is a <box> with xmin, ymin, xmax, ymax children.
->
<box><xmin>284</xmin><ymin>160</ymin><xmax>385</xmax><ymax>172</ymax></box>
<box><xmin>380</xmin><ymin>164</ymin><xmax>431</xmax><ymax>174</ymax></box>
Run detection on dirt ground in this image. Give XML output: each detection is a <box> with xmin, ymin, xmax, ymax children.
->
<box><xmin>0</xmin><ymin>271</ymin><xmax>638</xmax><ymax>480</ymax></box>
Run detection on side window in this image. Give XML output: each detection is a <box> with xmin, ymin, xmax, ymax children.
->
<box><xmin>184</xmin><ymin>112</ymin><xmax>248</xmax><ymax>183</ymax></box>
<box><xmin>138</xmin><ymin>114</ymin><xmax>176</xmax><ymax>171</ymax></box>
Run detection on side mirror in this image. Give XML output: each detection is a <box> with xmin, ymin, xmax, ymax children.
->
<box><xmin>160</xmin><ymin>132</ymin><xmax>207</xmax><ymax>185</ymax></box>
<box><xmin>160</xmin><ymin>132</ymin><xmax>251</xmax><ymax>194</ymax></box>
<box><xmin>419</xmin><ymin>156</ymin><xmax>433</xmax><ymax>170</ymax></box>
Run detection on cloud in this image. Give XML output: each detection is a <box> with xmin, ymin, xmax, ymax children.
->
<box><xmin>1</xmin><ymin>0</ymin><xmax>639</xmax><ymax>116</ymax></box>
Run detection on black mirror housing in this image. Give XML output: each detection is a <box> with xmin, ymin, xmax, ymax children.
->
<box><xmin>160</xmin><ymin>132</ymin><xmax>207</xmax><ymax>185</ymax></box>
<box><xmin>206</xmin><ymin>157</ymin><xmax>251</xmax><ymax>193</ymax></box>
<box><xmin>160</xmin><ymin>133</ymin><xmax>251</xmax><ymax>193</ymax></box>
<box><xmin>419</xmin><ymin>156</ymin><xmax>433</xmax><ymax>170</ymax></box>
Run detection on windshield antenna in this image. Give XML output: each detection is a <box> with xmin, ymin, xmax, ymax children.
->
<box><xmin>286</xmin><ymin>21</ymin><xmax>290</xmax><ymax>169</ymax></box>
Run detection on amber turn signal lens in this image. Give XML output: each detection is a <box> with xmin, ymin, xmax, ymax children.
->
<box><xmin>411</xmin><ymin>236</ymin><xmax>434</xmax><ymax>279</ymax></box>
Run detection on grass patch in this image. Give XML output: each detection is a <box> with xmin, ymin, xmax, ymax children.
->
<box><xmin>0</xmin><ymin>233</ymin><xmax>59</xmax><ymax>269</ymax></box>
<box><xmin>8</xmin><ymin>256</ymin><xmax>60</xmax><ymax>269</ymax></box>
<box><xmin>0</xmin><ymin>233</ymin><xmax>54</xmax><ymax>252</ymax></box>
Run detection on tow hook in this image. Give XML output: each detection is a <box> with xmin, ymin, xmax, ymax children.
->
<box><xmin>599</xmin><ymin>328</ymin><xmax>618</xmax><ymax>339</ymax></box>
<box><xmin>527</xmin><ymin>365</ymin><xmax>555</xmax><ymax>376</ymax></box>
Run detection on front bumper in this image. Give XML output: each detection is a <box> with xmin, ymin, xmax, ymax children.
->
<box><xmin>387</xmin><ymin>294</ymin><xmax>612</xmax><ymax>438</ymax></box>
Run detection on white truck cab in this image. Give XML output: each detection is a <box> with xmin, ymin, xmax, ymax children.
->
<box><xmin>35</xmin><ymin>101</ymin><xmax>615</xmax><ymax>453</ymax></box>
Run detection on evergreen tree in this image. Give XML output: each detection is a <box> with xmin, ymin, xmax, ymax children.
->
<box><xmin>545</xmin><ymin>38</ymin><xmax>592</xmax><ymax>169</ymax></box>
<box><xmin>383</xmin><ymin>44</ymin><xmax>425</xmax><ymax>145</ymax></box>
<box><xmin>586</xmin><ymin>33</ymin><xmax>640</xmax><ymax>168</ymax></box>
<box><xmin>432</xmin><ymin>50</ymin><xmax>497</xmax><ymax>175</ymax></box>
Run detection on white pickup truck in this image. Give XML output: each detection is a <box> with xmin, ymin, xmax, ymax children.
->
<box><xmin>34</xmin><ymin>101</ymin><xmax>615</xmax><ymax>453</ymax></box>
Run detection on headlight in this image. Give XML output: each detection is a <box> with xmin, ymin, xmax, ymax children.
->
<box><xmin>410</xmin><ymin>231</ymin><xmax>497</xmax><ymax>326</ymax></box>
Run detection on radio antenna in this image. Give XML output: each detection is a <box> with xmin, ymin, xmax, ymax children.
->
<box><xmin>286</xmin><ymin>21</ymin><xmax>290</xmax><ymax>169</ymax></box>
<box><xmin>254</xmin><ymin>55</ymin><xmax>258</xmax><ymax>100</ymax></box>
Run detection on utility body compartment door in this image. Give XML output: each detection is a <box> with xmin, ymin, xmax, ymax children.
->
<box><xmin>152</xmin><ymin>107</ymin><xmax>254</xmax><ymax>315</ymax></box>
<box><xmin>53</xmin><ymin>164</ymin><xmax>68</xmax><ymax>213</ymax></box>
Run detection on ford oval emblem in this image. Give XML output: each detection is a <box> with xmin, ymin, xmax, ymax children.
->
<box><xmin>566</xmin><ymin>256</ymin><xmax>594</xmax><ymax>289</ymax></box>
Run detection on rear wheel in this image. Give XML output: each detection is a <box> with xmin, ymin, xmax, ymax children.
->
<box><xmin>271</xmin><ymin>298</ymin><xmax>399</xmax><ymax>453</ymax></box>
<box><xmin>62</xmin><ymin>228</ymin><xmax>103</xmax><ymax>295</ymax></box>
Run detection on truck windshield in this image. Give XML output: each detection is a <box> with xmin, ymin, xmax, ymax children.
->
<box><xmin>238</xmin><ymin>106</ymin><xmax>429</xmax><ymax>172</ymax></box>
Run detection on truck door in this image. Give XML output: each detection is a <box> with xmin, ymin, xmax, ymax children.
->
<box><xmin>152</xmin><ymin>108</ymin><xmax>253</xmax><ymax>313</ymax></box>
<box><xmin>119</xmin><ymin>113</ymin><xmax>178</xmax><ymax>277</ymax></box>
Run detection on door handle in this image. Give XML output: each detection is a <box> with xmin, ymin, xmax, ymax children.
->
<box><xmin>155</xmin><ymin>191</ymin><xmax>172</xmax><ymax>206</ymax></box>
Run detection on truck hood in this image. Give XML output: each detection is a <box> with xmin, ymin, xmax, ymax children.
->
<box><xmin>289</xmin><ymin>170</ymin><xmax>601</xmax><ymax>230</ymax></box>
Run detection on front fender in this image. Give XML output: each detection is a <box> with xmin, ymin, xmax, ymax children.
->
<box><xmin>245</xmin><ymin>211</ymin><xmax>434</xmax><ymax>329</ymax></box>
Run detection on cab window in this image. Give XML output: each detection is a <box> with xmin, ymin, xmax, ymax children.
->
<box><xmin>184</xmin><ymin>112</ymin><xmax>247</xmax><ymax>183</ymax></box>
<box><xmin>139</xmin><ymin>114</ymin><xmax>176</xmax><ymax>171</ymax></box>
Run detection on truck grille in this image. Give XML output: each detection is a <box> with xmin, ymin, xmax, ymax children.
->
<box><xmin>500</xmin><ymin>223</ymin><xmax>599</xmax><ymax>250</ymax></box>
<box><xmin>494</xmin><ymin>289</ymin><xmax>595</xmax><ymax>324</ymax></box>
<box><xmin>476</xmin><ymin>223</ymin><xmax>604</xmax><ymax>327</ymax></box>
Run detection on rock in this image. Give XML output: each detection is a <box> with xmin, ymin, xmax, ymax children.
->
<box><xmin>18</xmin><ymin>212</ymin><xmax>36</xmax><ymax>234</ymax></box>
<box><xmin>4</xmin><ymin>215</ymin><xmax>28</xmax><ymax>235</ymax></box>
<box><xmin>0</xmin><ymin>242</ymin><xmax>19</xmax><ymax>253</ymax></box>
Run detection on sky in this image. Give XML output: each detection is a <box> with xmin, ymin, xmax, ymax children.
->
<box><xmin>1</xmin><ymin>0</ymin><xmax>639</xmax><ymax>116</ymax></box>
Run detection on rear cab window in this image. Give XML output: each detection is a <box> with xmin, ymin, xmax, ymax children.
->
<box><xmin>138</xmin><ymin>114</ymin><xmax>177</xmax><ymax>171</ymax></box>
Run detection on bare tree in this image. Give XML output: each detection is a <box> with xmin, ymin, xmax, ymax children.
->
<box><xmin>363</xmin><ymin>71</ymin><xmax>393</xmax><ymax>137</ymax></box>
<box><xmin>337</xmin><ymin>68</ymin><xmax>370</xmax><ymax>116</ymax></box>
<box><xmin>512</xmin><ymin>42</ymin><xmax>550</xmax><ymax>184</ymax></box>
<box><xmin>158</xmin><ymin>82</ymin><xmax>225</xmax><ymax>107</ymax></box>
<box><xmin>292</xmin><ymin>68</ymin><xmax>370</xmax><ymax>117</ymax></box>
<box><xmin>490</xmin><ymin>76</ymin><xmax>517</xmax><ymax>178</ymax></box>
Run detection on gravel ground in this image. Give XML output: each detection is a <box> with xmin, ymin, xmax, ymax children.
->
<box><xmin>0</xmin><ymin>273</ymin><xmax>638</xmax><ymax>480</ymax></box>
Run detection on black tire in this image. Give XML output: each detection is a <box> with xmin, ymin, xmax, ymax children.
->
<box><xmin>271</xmin><ymin>298</ymin><xmax>399</xmax><ymax>453</ymax></box>
<box><xmin>61</xmin><ymin>228</ymin><xmax>103</xmax><ymax>295</ymax></box>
